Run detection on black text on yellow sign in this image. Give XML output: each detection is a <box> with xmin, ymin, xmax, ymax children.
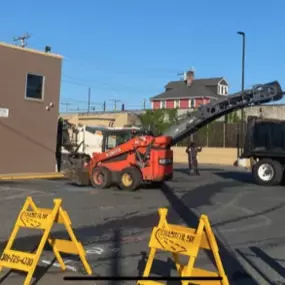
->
<box><xmin>0</xmin><ymin>196</ymin><xmax>92</xmax><ymax>285</ymax></box>
<box><xmin>0</xmin><ymin>253</ymin><xmax>34</xmax><ymax>267</ymax></box>
<box><xmin>156</xmin><ymin>229</ymin><xmax>195</xmax><ymax>243</ymax></box>
<box><xmin>137</xmin><ymin>207</ymin><xmax>230</xmax><ymax>285</ymax></box>
<box><xmin>19</xmin><ymin>210</ymin><xmax>50</xmax><ymax>228</ymax></box>
<box><xmin>151</xmin><ymin>227</ymin><xmax>197</xmax><ymax>254</ymax></box>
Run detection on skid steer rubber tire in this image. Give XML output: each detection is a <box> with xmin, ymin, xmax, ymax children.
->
<box><xmin>91</xmin><ymin>167</ymin><xmax>112</xmax><ymax>189</ymax></box>
<box><xmin>253</xmin><ymin>159</ymin><xmax>283</xmax><ymax>186</ymax></box>
<box><xmin>118</xmin><ymin>167</ymin><xmax>142</xmax><ymax>191</ymax></box>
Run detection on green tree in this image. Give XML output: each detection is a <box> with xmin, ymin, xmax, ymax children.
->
<box><xmin>139</xmin><ymin>109</ymin><xmax>178</xmax><ymax>136</ymax></box>
<box><xmin>226</xmin><ymin>111</ymin><xmax>241</xmax><ymax>123</ymax></box>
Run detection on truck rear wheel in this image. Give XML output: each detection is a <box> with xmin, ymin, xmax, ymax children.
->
<box><xmin>118</xmin><ymin>167</ymin><xmax>142</xmax><ymax>191</ymax></box>
<box><xmin>91</xmin><ymin>167</ymin><xmax>112</xmax><ymax>189</ymax></box>
<box><xmin>253</xmin><ymin>159</ymin><xmax>283</xmax><ymax>186</ymax></box>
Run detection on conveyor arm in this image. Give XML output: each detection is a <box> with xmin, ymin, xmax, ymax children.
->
<box><xmin>163</xmin><ymin>81</ymin><xmax>284</xmax><ymax>145</ymax></box>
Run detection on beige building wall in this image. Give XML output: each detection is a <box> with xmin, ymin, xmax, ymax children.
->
<box><xmin>244</xmin><ymin>105</ymin><xmax>285</xmax><ymax>120</ymax></box>
<box><xmin>177</xmin><ymin>105</ymin><xmax>285</xmax><ymax>121</ymax></box>
<box><xmin>172</xmin><ymin>146</ymin><xmax>251</xmax><ymax>168</ymax></box>
<box><xmin>60</xmin><ymin>112</ymin><xmax>142</xmax><ymax>128</ymax></box>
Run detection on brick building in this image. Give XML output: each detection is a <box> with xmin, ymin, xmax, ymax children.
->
<box><xmin>150</xmin><ymin>70</ymin><xmax>229</xmax><ymax>110</ymax></box>
<box><xmin>0</xmin><ymin>42</ymin><xmax>62</xmax><ymax>174</ymax></box>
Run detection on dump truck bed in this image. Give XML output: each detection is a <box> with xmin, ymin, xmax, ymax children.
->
<box><xmin>242</xmin><ymin>116</ymin><xmax>285</xmax><ymax>158</ymax></box>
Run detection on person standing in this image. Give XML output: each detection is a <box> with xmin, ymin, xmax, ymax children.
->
<box><xmin>186</xmin><ymin>141</ymin><xmax>202</xmax><ymax>175</ymax></box>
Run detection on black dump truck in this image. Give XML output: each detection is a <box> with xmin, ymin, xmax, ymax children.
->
<box><xmin>241</xmin><ymin>116</ymin><xmax>285</xmax><ymax>186</ymax></box>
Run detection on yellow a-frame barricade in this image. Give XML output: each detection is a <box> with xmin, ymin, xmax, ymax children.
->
<box><xmin>138</xmin><ymin>208</ymin><xmax>229</xmax><ymax>285</ymax></box>
<box><xmin>0</xmin><ymin>196</ymin><xmax>92</xmax><ymax>285</ymax></box>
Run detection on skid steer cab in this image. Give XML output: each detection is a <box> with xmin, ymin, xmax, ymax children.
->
<box><xmin>65</xmin><ymin>128</ymin><xmax>173</xmax><ymax>191</ymax></box>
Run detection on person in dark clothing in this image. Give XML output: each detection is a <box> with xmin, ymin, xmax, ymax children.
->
<box><xmin>186</xmin><ymin>141</ymin><xmax>202</xmax><ymax>175</ymax></box>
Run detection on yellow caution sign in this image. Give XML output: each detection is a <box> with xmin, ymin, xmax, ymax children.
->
<box><xmin>138</xmin><ymin>208</ymin><xmax>229</xmax><ymax>285</ymax></box>
<box><xmin>0</xmin><ymin>196</ymin><xmax>92</xmax><ymax>285</ymax></box>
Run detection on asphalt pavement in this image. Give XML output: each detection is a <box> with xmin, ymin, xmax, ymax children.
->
<box><xmin>0</xmin><ymin>164</ymin><xmax>285</xmax><ymax>285</ymax></box>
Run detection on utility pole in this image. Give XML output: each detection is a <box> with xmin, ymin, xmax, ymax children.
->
<box><xmin>237</xmin><ymin>32</ymin><xmax>246</xmax><ymax>94</ymax></box>
<box><xmin>143</xmin><ymin>99</ymin><xmax>146</xmax><ymax>110</ymax></box>
<box><xmin>237</xmin><ymin>31</ymin><xmax>246</xmax><ymax>156</ymax></box>
<box><xmin>109</xmin><ymin>99</ymin><xmax>121</xmax><ymax>111</ymax></box>
<box><xmin>87</xmin><ymin>87</ymin><xmax>91</xmax><ymax>113</ymax></box>
<box><xmin>13</xmin><ymin>33</ymin><xmax>31</xmax><ymax>48</ymax></box>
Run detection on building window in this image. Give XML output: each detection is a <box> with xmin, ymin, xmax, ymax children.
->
<box><xmin>218</xmin><ymin>84</ymin><xmax>228</xmax><ymax>95</ymax></box>
<box><xmin>174</xmin><ymin>99</ymin><xmax>180</xmax><ymax>108</ymax></box>
<box><xmin>25</xmin><ymin>73</ymin><xmax>44</xmax><ymax>100</ymax></box>
<box><xmin>218</xmin><ymin>85</ymin><xmax>222</xmax><ymax>95</ymax></box>
<box><xmin>189</xmin><ymin>99</ymin><xmax>195</xmax><ymax>108</ymax></box>
<box><xmin>160</xmin><ymin>100</ymin><xmax>166</xmax><ymax>109</ymax></box>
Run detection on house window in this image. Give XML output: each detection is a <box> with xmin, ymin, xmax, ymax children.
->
<box><xmin>218</xmin><ymin>85</ymin><xmax>228</xmax><ymax>95</ymax></box>
<box><xmin>160</xmin><ymin>100</ymin><xmax>166</xmax><ymax>109</ymax></box>
<box><xmin>25</xmin><ymin>73</ymin><xmax>44</xmax><ymax>100</ymax></box>
<box><xmin>174</xmin><ymin>99</ymin><xmax>180</xmax><ymax>108</ymax></box>
<box><xmin>218</xmin><ymin>85</ymin><xmax>222</xmax><ymax>95</ymax></box>
<box><xmin>189</xmin><ymin>99</ymin><xmax>195</xmax><ymax>108</ymax></box>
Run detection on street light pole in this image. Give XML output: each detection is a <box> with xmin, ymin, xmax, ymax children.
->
<box><xmin>237</xmin><ymin>31</ymin><xmax>245</xmax><ymax>92</ymax></box>
<box><xmin>237</xmin><ymin>31</ymin><xmax>246</xmax><ymax>156</ymax></box>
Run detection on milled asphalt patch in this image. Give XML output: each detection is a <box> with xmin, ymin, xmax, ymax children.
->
<box><xmin>0</xmin><ymin>164</ymin><xmax>285</xmax><ymax>284</ymax></box>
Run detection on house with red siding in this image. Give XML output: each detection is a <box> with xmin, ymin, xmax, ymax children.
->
<box><xmin>150</xmin><ymin>70</ymin><xmax>229</xmax><ymax>110</ymax></box>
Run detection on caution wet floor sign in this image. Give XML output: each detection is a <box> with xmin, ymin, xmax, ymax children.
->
<box><xmin>138</xmin><ymin>208</ymin><xmax>229</xmax><ymax>285</ymax></box>
<box><xmin>0</xmin><ymin>196</ymin><xmax>92</xmax><ymax>285</ymax></box>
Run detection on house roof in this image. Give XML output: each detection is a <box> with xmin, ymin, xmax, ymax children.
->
<box><xmin>165</xmin><ymin>77</ymin><xmax>224</xmax><ymax>90</ymax></box>
<box><xmin>151</xmin><ymin>77</ymin><xmax>227</xmax><ymax>100</ymax></box>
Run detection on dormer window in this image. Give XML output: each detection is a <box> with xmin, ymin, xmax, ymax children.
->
<box><xmin>218</xmin><ymin>84</ymin><xmax>228</xmax><ymax>95</ymax></box>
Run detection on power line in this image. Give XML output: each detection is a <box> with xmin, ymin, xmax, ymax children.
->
<box><xmin>62</xmin><ymin>75</ymin><xmax>159</xmax><ymax>94</ymax></box>
<box><xmin>32</xmin><ymin>35</ymin><xmax>181</xmax><ymax>77</ymax></box>
<box><xmin>60</xmin><ymin>102</ymin><xmax>73</xmax><ymax>112</ymax></box>
<box><xmin>60</xmin><ymin>98</ymin><xmax>150</xmax><ymax>110</ymax></box>
<box><xmin>60</xmin><ymin>99</ymin><xmax>103</xmax><ymax>106</ymax></box>
<box><xmin>63</xmin><ymin>56</ymin><xmax>179</xmax><ymax>77</ymax></box>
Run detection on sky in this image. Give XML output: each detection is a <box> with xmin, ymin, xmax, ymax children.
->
<box><xmin>1</xmin><ymin>0</ymin><xmax>285</xmax><ymax>112</ymax></box>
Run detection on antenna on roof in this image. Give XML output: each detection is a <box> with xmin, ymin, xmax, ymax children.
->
<box><xmin>13</xmin><ymin>33</ymin><xmax>31</xmax><ymax>48</ymax></box>
<box><xmin>177</xmin><ymin>71</ymin><xmax>187</xmax><ymax>80</ymax></box>
<box><xmin>177</xmin><ymin>66</ymin><xmax>196</xmax><ymax>80</ymax></box>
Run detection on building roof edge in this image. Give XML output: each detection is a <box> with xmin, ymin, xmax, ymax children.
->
<box><xmin>0</xmin><ymin>42</ymin><xmax>63</xmax><ymax>59</ymax></box>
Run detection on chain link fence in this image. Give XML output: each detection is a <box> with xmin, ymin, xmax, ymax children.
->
<box><xmin>177</xmin><ymin>121</ymin><xmax>247</xmax><ymax>148</ymax></box>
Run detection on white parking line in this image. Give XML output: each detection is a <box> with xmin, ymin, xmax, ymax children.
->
<box><xmin>41</xmin><ymin>259</ymin><xmax>77</xmax><ymax>272</ymax></box>
<box><xmin>39</xmin><ymin>246</ymin><xmax>105</xmax><ymax>273</ymax></box>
